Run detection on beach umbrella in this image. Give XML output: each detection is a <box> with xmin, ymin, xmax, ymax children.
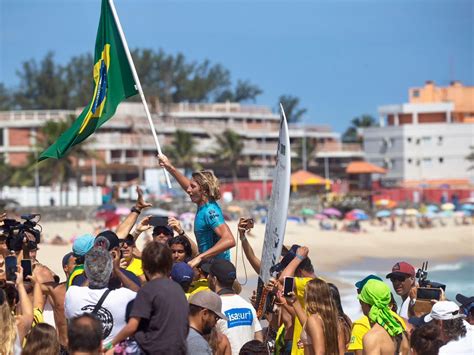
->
<box><xmin>423</xmin><ymin>211</ymin><xmax>438</xmax><ymax>219</ymax></box>
<box><xmin>438</xmin><ymin>210</ymin><xmax>453</xmax><ymax>218</ymax></box>
<box><xmin>441</xmin><ymin>203</ymin><xmax>455</xmax><ymax>211</ymax></box>
<box><xmin>349</xmin><ymin>208</ymin><xmax>367</xmax><ymax>214</ymax></box>
<box><xmin>460</xmin><ymin>197</ymin><xmax>474</xmax><ymax>204</ymax></box>
<box><xmin>376</xmin><ymin>210</ymin><xmax>391</xmax><ymax>218</ymax></box>
<box><xmin>322</xmin><ymin>208</ymin><xmax>342</xmax><ymax>217</ymax></box>
<box><xmin>301</xmin><ymin>208</ymin><xmax>316</xmax><ymax>216</ymax></box>
<box><xmin>426</xmin><ymin>204</ymin><xmax>439</xmax><ymax>212</ymax></box>
<box><xmin>345</xmin><ymin>210</ymin><xmax>369</xmax><ymax>221</ymax></box>
<box><xmin>314</xmin><ymin>213</ymin><xmax>328</xmax><ymax>220</ymax></box>
<box><xmin>394</xmin><ymin>208</ymin><xmax>405</xmax><ymax>216</ymax></box>
<box><xmin>454</xmin><ymin>211</ymin><xmax>466</xmax><ymax>217</ymax></box>
<box><xmin>404</xmin><ymin>208</ymin><xmax>419</xmax><ymax>216</ymax></box>
<box><xmin>461</xmin><ymin>203</ymin><xmax>474</xmax><ymax>211</ymax></box>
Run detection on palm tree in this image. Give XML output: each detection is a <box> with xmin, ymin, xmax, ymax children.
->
<box><xmin>163</xmin><ymin>130</ymin><xmax>200</xmax><ymax>176</ymax></box>
<box><xmin>213</xmin><ymin>129</ymin><xmax>244</xmax><ymax>198</ymax></box>
<box><xmin>342</xmin><ymin>115</ymin><xmax>377</xmax><ymax>143</ymax></box>
<box><xmin>278</xmin><ymin>95</ymin><xmax>307</xmax><ymax>123</ymax></box>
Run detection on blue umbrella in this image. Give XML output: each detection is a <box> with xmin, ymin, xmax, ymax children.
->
<box><xmin>394</xmin><ymin>208</ymin><xmax>405</xmax><ymax>216</ymax></box>
<box><xmin>461</xmin><ymin>203</ymin><xmax>474</xmax><ymax>211</ymax></box>
<box><xmin>426</xmin><ymin>204</ymin><xmax>439</xmax><ymax>212</ymax></box>
<box><xmin>376</xmin><ymin>210</ymin><xmax>392</xmax><ymax>218</ymax></box>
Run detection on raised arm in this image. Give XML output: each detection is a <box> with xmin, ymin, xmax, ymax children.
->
<box><xmin>15</xmin><ymin>265</ymin><xmax>33</xmax><ymax>342</ymax></box>
<box><xmin>278</xmin><ymin>246</ymin><xmax>308</xmax><ymax>283</ymax></box>
<box><xmin>131</xmin><ymin>215</ymin><xmax>153</xmax><ymax>243</ymax></box>
<box><xmin>116</xmin><ymin>187</ymin><xmax>152</xmax><ymax>239</ymax></box>
<box><xmin>157</xmin><ymin>154</ymin><xmax>191</xmax><ymax>192</ymax></box>
<box><xmin>238</xmin><ymin>218</ymin><xmax>261</xmax><ymax>274</ymax></box>
<box><xmin>188</xmin><ymin>223</ymin><xmax>236</xmax><ymax>268</ymax></box>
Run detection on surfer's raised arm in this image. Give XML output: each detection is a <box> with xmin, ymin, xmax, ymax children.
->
<box><xmin>157</xmin><ymin>154</ymin><xmax>191</xmax><ymax>191</ymax></box>
<box><xmin>278</xmin><ymin>246</ymin><xmax>309</xmax><ymax>282</ymax></box>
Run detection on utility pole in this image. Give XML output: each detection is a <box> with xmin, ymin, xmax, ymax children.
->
<box><xmin>302</xmin><ymin>120</ymin><xmax>307</xmax><ymax>171</ymax></box>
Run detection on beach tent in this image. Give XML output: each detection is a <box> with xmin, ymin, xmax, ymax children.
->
<box><xmin>290</xmin><ymin>170</ymin><xmax>331</xmax><ymax>192</ymax></box>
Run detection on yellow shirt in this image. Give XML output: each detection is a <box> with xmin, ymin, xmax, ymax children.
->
<box><xmin>188</xmin><ymin>279</ymin><xmax>210</xmax><ymax>296</ymax></box>
<box><xmin>348</xmin><ymin>314</ymin><xmax>407</xmax><ymax>351</ymax></box>
<box><xmin>125</xmin><ymin>257</ymin><xmax>144</xmax><ymax>277</ymax></box>
<box><xmin>291</xmin><ymin>277</ymin><xmax>312</xmax><ymax>355</ymax></box>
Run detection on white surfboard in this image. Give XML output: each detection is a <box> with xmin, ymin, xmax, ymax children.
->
<box><xmin>259</xmin><ymin>103</ymin><xmax>291</xmax><ymax>283</ymax></box>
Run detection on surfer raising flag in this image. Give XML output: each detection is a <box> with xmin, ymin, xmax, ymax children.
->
<box><xmin>157</xmin><ymin>155</ymin><xmax>237</xmax><ymax>268</ymax></box>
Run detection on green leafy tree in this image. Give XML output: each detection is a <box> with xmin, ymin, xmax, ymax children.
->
<box><xmin>213</xmin><ymin>129</ymin><xmax>244</xmax><ymax>196</ymax></box>
<box><xmin>0</xmin><ymin>83</ymin><xmax>12</xmax><ymax>110</ymax></box>
<box><xmin>294</xmin><ymin>138</ymin><xmax>317</xmax><ymax>171</ymax></box>
<box><xmin>342</xmin><ymin>114</ymin><xmax>377</xmax><ymax>143</ymax></box>
<box><xmin>278</xmin><ymin>95</ymin><xmax>307</xmax><ymax>123</ymax></box>
<box><xmin>163</xmin><ymin>130</ymin><xmax>200</xmax><ymax>175</ymax></box>
<box><xmin>216</xmin><ymin>80</ymin><xmax>262</xmax><ymax>103</ymax></box>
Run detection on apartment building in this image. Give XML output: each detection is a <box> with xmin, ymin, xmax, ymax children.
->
<box><xmin>363</xmin><ymin>81</ymin><xmax>474</xmax><ymax>185</ymax></box>
<box><xmin>0</xmin><ymin>102</ymin><xmax>363</xmax><ymax>185</ymax></box>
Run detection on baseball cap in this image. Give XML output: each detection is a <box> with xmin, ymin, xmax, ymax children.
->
<box><xmin>202</xmin><ymin>259</ymin><xmax>236</xmax><ymax>284</ymax></box>
<box><xmin>189</xmin><ymin>290</ymin><xmax>228</xmax><ymax>320</ymax></box>
<box><xmin>355</xmin><ymin>274</ymin><xmax>383</xmax><ymax>291</ymax></box>
<box><xmin>171</xmin><ymin>262</ymin><xmax>194</xmax><ymax>284</ymax></box>
<box><xmin>152</xmin><ymin>225</ymin><xmax>173</xmax><ymax>237</ymax></box>
<box><xmin>84</xmin><ymin>246</ymin><xmax>113</xmax><ymax>288</ymax></box>
<box><xmin>424</xmin><ymin>301</ymin><xmax>466</xmax><ymax>322</ymax></box>
<box><xmin>72</xmin><ymin>234</ymin><xmax>95</xmax><ymax>256</ymax></box>
<box><xmin>96</xmin><ymin>230</ymin><xmax>120</xmax><ymax>250</ymax></box>
<box><xmin>456</xmin><ymin>293</ymin><xmax>474</xmax><ymax>309</ymax></box>
<box><xmin>386</xmin><ymin>261</ymin><xmax>415</xmax><ymax>278</ymax></box>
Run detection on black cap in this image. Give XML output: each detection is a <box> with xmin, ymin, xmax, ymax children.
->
<box><xmin>152</xmin><ymin>225</ymin><xmax>173</xmax><ymax>237</ymax></box>
<box><xmin>202</xmin><ymin>259</ymin><xmax>236</xmax><ymax>284</ymax></box>
<box><xmin>408</xmin><ymin>313</ymin><xmax>430</xmax><ymax>328</ymax></box>
<box><xmin>456</xmin><ymin>293</ymin><xmax>474</xmax><ymax>308</ymax></box>
<box><xmin>96</xmin><ymin>230</ymin><xmax>120</xmax><ymax>250</ymax></box>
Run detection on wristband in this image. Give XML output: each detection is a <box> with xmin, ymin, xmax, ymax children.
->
<box><xmin>131</xmin><ymin>206</ymin><xmax>141</xmax><ymax>214</ymax></box>
<box><xmin>295</xmin><ymin>254</ymin><xmax>305</xmax><ymax>261</ymax></box>
<box><xmin>104</xmin><ymin>342</ymin><xmax>113</xmax><ymax>350</ymax></box>
<box><xmin>178</xmin><ymin>230</ymin><xmax>186</xmax><ymax>236</ymax></box>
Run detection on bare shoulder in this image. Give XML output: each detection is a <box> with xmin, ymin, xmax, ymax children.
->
<box><xmin>307</xmin><ymin>313</ymin><xmax>324</xmax><ymax>327</ymax></box>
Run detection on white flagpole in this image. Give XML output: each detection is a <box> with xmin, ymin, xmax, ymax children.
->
<box><xmin>108</xmin><ymin>0</ymin><xmax>172</xmax><ymax>188</ymax></box>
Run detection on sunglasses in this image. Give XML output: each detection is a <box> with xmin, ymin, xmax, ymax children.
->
<box><xmin>390</xmin><ymin>275</ymin><xmax>409</xmax><ymax>282</ymax></box>
<box><xmin>120</xmin><ymin>240</ymin><xmax>134</xmax><ymax>247</ymax></box>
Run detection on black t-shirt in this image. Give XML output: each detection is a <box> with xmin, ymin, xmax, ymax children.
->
<box><xmin>130</xmin><ymin>278</ymin><xmax>189</xmax><ymax>354</ymax></box>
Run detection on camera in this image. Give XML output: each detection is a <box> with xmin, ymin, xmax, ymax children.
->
<box><xmin>413</xmin><ymin>261</ymin><xmax>446</xmax><ymax>315</ymax></box>
<box><xmin>0</xmin><ymin>214</ymin><xmax>42</xmax><ymax>252</ymax></box>
<box><xmin>416</xmin><ymin>261</ymin><xmax>446</xmax><ymax>292</ymax></box>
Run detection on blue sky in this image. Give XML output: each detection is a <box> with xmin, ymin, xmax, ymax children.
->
<box><xmin>0</xmin><ymin>0</ymin><xmax>472</xmax><ymax>132</ymax></box>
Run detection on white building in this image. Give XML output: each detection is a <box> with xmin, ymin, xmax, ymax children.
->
<box><xmin>363</xmin><ymin>102</ymin><xmax>474</xmax><ymax>185</ymax></box>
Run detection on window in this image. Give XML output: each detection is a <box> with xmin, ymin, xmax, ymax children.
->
<box><xmin>407</xmin><ymin>137</ymin><xmax>412</xmax><ymax>143</ymax></box>
<box><xmin>413</xmin><ymin>90</ymin><xmax>420</xmax><ymax>97</ymax></box>
<box><xmin>439</xmin><ymin>157</ymin><xmax>444</xmax><ymax>163</ymax></box>
<box><xmin>438</xmin><ymin>136</ymin><xmax>443</xmax><ymax>145</ymax></box>
<box><xmin>408</xmin><ymin>158</ymin><xmax>412</xmax><ymax>164</ymax></box>
<box><xmin>422</xmin><ymin>136</ymin><xmax>432</xmax><ymax>144</ymax></box>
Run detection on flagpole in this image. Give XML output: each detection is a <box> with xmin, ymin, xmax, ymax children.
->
<box><xmin>107</xmin><ymin>0</ymin><xmax>172</xmax><ymax>188</ymax></box>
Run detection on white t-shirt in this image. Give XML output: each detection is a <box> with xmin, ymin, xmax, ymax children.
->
<box><xmin>65</xmin><ymin>286</ymin><xmax>136</xmax><ymax>344</ymax></box>
<box><xmin>439</xmin><ymin>320</ymin><xmax>474</xmax><ymax>355</ymax></box>
<box><xmin>398</xmin><ymin>297</ymin><xmax>410</xmax><ymax>319</ymax></box>
<box><xmin>217</xmin><ymin>294</ymin><xmax>262</xmax><ymax>354</ymax></box>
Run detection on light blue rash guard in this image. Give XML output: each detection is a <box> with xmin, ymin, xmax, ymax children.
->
<box><xmin>194</xmin><ymin>201</ymin><xmax>230</xmax><ymax>260</ymax></box>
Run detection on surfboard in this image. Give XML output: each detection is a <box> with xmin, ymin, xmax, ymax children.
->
<box><xmin>259</xmin><ymin>103</ymin><xmax>291</xmax><ymax>284</ymax></box>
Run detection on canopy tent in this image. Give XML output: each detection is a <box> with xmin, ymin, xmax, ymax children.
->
<box><xmin>346</xmin><ymin>161</ymin><xmax>387</xmax><ymax>174</ymax></box>
<box><xmin>290</xmin><ymin>170</ymin><xmax>331</xmax><ymax>192</ymax></box>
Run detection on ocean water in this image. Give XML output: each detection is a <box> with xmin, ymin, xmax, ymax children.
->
<box><xmin>325</xmin><ymin>257</ymin><xmax>474</xmax><ymax>321</ymax></box>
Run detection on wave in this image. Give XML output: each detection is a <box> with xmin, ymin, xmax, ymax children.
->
<box><xmin>429</xmin><ymin>262</ymin><xmax>465</xmax><ymax>272</ymax></box>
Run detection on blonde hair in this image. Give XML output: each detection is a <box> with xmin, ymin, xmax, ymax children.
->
<box><xmin>0</xmin><ymin>289</ymin><xmax>16</xmax><ymax>355</ymax></box>
<box><xmin>304</xmin><ymin>278</ymin><xmax>340</xmax><ymax>355</ymax></box>
<box><xmin>192</xmin><ymin>170</ymin><xmax>221</xmax><ymax>201</ymax></box>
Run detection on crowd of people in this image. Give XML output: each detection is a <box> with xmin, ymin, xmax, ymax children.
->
<box><xmin>0</xmin><ymin>154</ymin><xmax>472</xmax><ymax>354</ymax></box>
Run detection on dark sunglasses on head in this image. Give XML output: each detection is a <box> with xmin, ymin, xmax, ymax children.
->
<box><xmin>120</xmin><ymin>239</ymin><xmax>134</xmax><ymax>247</ymax></box>
<box><xmin>390</xmin><ymin>275</ymin><xmax>408</xmax><ymax>282</ymax></box>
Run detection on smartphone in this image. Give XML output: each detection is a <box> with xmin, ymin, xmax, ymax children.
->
<box><xmin>149</xmin><ymin>216</ymin><xmax>168</xmax><ymax>227</ymax></box>
<box><xmin>283</xmin><ymin>276</ymin><xmax>294</xmax><ymax>297</ymax></box>
<box><xmin>417</xmin><ymin>287</ymin><xmax>442</xmax><ymax>300</ymax></box>
<box><xmin>21</xmin><ymin>259</ymin><xmax>32</xmax><ymax>281</ymax></box>
<box><xmin>5</xmin><ymin>256</ymin><xmax>17</xmax><ymax>282</ymax></box>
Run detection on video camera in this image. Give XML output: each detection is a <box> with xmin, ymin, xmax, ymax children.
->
<box><xmin>413</xmin><ymin>261</ymin><xmax>446</xmax><ymax>315</ymax></box>
<box><xmin>0</xmin><ymin>214</ymin><xmax>42</xmax><ymax>252</ymax></box>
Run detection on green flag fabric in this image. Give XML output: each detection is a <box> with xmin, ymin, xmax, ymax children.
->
<box><xmin>39</xmin><ymin>0</ymin><xmax>138</xmax><ymax>160</ymax></box>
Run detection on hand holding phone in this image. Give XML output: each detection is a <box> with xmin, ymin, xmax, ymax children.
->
<box><xmin>283</xmin><ymin>276</ymin><xmax>295</xmax><ymax>297</ymax></box>
<box><xmin>21</xmin><ymin>259</ymin><xmax>32</xmax><ymax>281</ymax></box>
<box><xmin>5</xmin><ymin>255</ymin><xmax>17</xmax><ymax>282</ymax></box>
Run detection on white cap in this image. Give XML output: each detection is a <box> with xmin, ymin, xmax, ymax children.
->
<box><xmin>424</xmin><ymin>301</ymin><xmax>466</xmax><ymax>322</ymax></box>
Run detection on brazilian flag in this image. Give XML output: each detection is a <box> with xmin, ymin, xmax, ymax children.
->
<box><xmin>39</xmin><ymin>0</ymin><xmax>138</xmax><ymax>160</ymax></box>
